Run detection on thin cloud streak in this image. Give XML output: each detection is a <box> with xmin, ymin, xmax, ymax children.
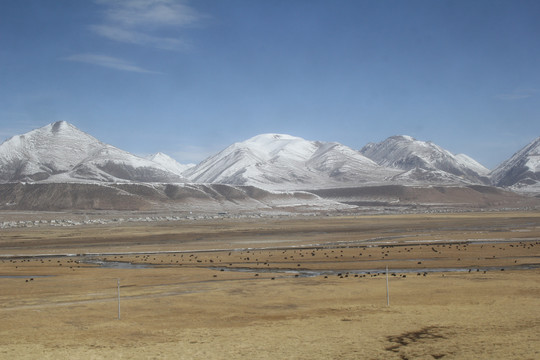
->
<box><xmin>97</xmin><ymin>0</ymin><xmax>202</xmax><ymax>27</ymax></box>
<box><xmin>496</xmin><ymin>88</ymin><xmax>538</xmax><ymax>100</ymax></box>
<box><xmin>92</xmin><ymin>0</ymin><xmax>205</xmax><ymax>51</ymax></box>
<box><xmin>63</xmin><ymin>54</ymin><xmax>163</xmax><ymax>74</ymax></box>
<box><xmin>90</xmin><ymin>25</ymin><xmax>190</xmax><ymax>51</ymax></box>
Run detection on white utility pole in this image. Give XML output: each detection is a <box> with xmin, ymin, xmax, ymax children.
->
<box><xmin>117</xmin><ymin>278</ymin><xmax>121</xmax><ymax>320</ymax></box>
<box><xmin>386</xmin><ymin>266</ymin><xmax>390</xmax><ymax>306</ymax></box>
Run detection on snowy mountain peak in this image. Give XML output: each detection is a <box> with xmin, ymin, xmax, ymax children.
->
<box><xmin>50</xmin><ymin>120</ymin><xmax>69</xmax><ymax>132</ymax></box>
<box><xmin>148</xmin><ymin>152</ymin><xmax>170</xmax><ymax>161</ymax></box>
<box><xmin>248</xmin><ymin>133</ymin><xmax>299</xmax><ymax>142</ymax></box>
<box><xmin>0</xmin><ymin>122</ymin><xmax>185</xmax><ymax>183</ymax></box>
<box><xmin>402</xmin><ymin>135</ymin><xmax>414</xmax><ymax>141</ymax></box>
<box><xmin>183</xmin><ymin>133</ymin><xmax>397</xmax><ymax>189</ymax></box>
<box><xmin>360</xmin><ymin>135</ymin><xmax>489</xmax><ymax>183</ymax></box>
<box><xmin>2</xmin><ymin>122</ymin><xmax>536</xmax><ymax>192</ymax></box>
<box><xmin>146</xmin><ymin>152</ymin><xmax>195</xmax><ymax>175</ymax></box>
<box><xmin>8</xmin><ymin>120</ymin><xmax>91</xmax><ymax>142</ymax></box>
<box><xmin>490</xmin><ymin>136</ymin><xmax>540</xmax><ymax>191</ymax></box>
<box><xmin>238</xmin><ymin>133</ymin><xmax>318</xmax><ymax>162</ymax></box>
<box><xmin>0</xmin><ymin>121</ymin><xmax>104</xmax><ymax>177</ymax></box>
<box><xmin>35</xmin><ymin>121</ymin><xmax>91</xmax><ymax>139</ymax></box>
<box><xmin>395</xmin><ymin>135</ymin><xmax>416</xmax><ymax>142</ymax></box>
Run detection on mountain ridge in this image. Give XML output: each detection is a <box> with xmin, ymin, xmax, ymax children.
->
<box><xmin>0</xmin><ymin>121</ymin><xmax>186</xmax><ymax>183</ymax></box>
<box><xmin>182</xmin><ymin>133</ymin><xmax>400</xmax><ymax>189</ymax></box>
<box><xmin>1</xmin><ymin>122</ymin><xmax>538</xmax><ymax>194</ymax></box>
<box><xmin>490</xmin><ymin>136</ymin><xmax>540</xmax><ymax>192</ymax></box>
<box><xmin>360</xmin><ymin>135</ymin><xmax>490</xmax><ymax>184</ymax></box>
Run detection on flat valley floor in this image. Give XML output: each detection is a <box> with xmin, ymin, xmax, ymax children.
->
<box><xmin>0</xmin><ymin>211</ymin><xmax>539</xmax><ymax>359</ymax></box>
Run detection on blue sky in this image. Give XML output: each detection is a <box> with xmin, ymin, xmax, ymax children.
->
<box><xmin>0</xmin><ymin>0</ymin><xmax>539</xmax><ymax>169</ymax></box>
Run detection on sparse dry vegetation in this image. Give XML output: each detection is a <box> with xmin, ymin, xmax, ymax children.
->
<box><xmin>0</xmin><ymin>211</ymin><xmax>539</xmax><ymax>359</ymax></box>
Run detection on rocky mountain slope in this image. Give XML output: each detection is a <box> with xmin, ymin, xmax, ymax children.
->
<box><xmin>0</xmin><ymin>121</ymin><xmax>186</xmax><ymax>183</ymax></box>
<box><xmin>490</xmin><ymin>136</ymin><xmax>540</xmax><ymax>192</ymax></box>
<box><xmin>360</xmin><ymin>135</ymin><xmax>490</xmax><ymax>184</ymax></box>
<box><xmin>182</xmin><ymin>134</ymin><xmax>401</xmax><ymax>190</ymax></box>
<box><xmin>1</xmin><ymin>122</ymin><xmax>538</xmax><ymax>198</ymax></box>
<box><xmin>0</xmin><ymin>182</ymin><xmax>349</xmax><ymax>212</ymax></box>
<box><xmin>309</xmin><ymin>184</ymin><xmax>539</xmax><ymax>210</ymax></box>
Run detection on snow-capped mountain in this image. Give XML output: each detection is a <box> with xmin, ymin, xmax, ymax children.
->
<box><xmin>146</xmin><ymin>152</ymin><xmax>195</xmax><ymax>175</ymax></box>
<box><xmin>360</xmin><ymin>135</ymin><xmax>489</xmax><ymax>184</ymax></box>
<box><xmin>490</xmin><ymin>136</ymin><xmax>540</xmax><ymax>192</ymax></box>
<box><xmin>0</xmin><ymin>121</ymin><xmax>186</xmax><ymax>183</ymax></box>
<box><xmin>2</xmin><ymin>122</ymin><xmax>537</xmax><ymax>196</ymax></box>
<box><xmin>183</xmin><ymin>133</ymin><xmax>401</xmax><ymax>190</ymax></box>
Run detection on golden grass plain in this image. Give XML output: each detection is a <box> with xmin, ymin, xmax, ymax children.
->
<box><xmin>1</xmin><ymin>211</ymin><xmax>539</xmax><ymax>359</ymax></box>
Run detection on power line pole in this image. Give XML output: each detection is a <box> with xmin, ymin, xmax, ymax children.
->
<box><xmin>386</xmin><ymin>266</ymin><xmax>390</xmax><ymax>306</ymax></box>
<box><xmin>117</xmin><ymin>278</ymin><xmax>121</xmax><ymax>320</ymax></box>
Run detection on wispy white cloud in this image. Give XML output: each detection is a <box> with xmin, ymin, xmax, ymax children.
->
<box><xmin>91</xmin><ymin>0</ymin><xmax>205</xmax><ymax>50</ymax></box>
<box><xmin>63</xmin><ymin>54</ymin><xmax>162</xmax><ymax>74</ymax></box>
<box><xmin>496</xmin><ymin>88</ymin><xmax>538</xmax><ymax>100</ymax></box>
<box><xmin>90</xmin><ymin>25</ymin><xmax>189</xmax><ymax>51</ymax></box>
<box><xmin>96</xmin><ymin>0</ymin><xmax>202</xmax><ymax>27</ymax></box>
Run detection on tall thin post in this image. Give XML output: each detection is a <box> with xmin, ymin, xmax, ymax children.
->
<box><xmin>385</xmin><ymin>266</ymin><xmax>390</xmax><ymax>306</ymax></box>
<box><xmin>117</xmin><ymin>278</ymin><xmax>121</xmax><ymax>320</ymax></box>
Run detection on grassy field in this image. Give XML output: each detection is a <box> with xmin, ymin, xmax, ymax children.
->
<box><xmin>0</xmin><ymin>211</ymin><xmax>539</xmax><ymax>359</ymax></box>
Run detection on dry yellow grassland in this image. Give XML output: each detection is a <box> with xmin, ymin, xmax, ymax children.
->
<box><xmin>1</xmin><ymin>211</ymin><xmax>539</xmax><ymax>359</ymax></box>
